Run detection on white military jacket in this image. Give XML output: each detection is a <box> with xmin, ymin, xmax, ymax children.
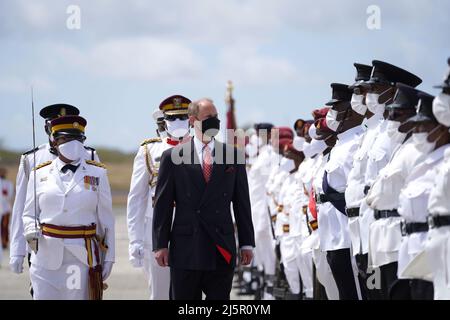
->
<box><xmin>127</xmin><ymin>138</ymin><xmax>173</xmax><ymax>247</ymax></box>
<box><xmin>22</xmin><ymin>158</ymin><xmax>114</xmax><ymax>270</ymax></box>
<box><xmin>10</xmin><ymin>143</ymin><xmax>99</xmax><ymax>258</ymax></box>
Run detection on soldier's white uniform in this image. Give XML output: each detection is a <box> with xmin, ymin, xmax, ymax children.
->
<box><xmin>10</xmin><ymin>143</ymin><xmax>99</xmax><ymax>273</ymax></box>
<box><xmin>345</xmin><ymin>114</ymin><xmax>384</xmax><ymax>256</ymax></box>
<box><xmin>22</xmin><ymin>158</ymin><xmax>115</xmax><ymax>300</ymax></box>
<box><xmin>397</xmin><ymin>144</ymin><xmax>449</xmax><ymax>280</ymax></box>
<box><xmin>307</xmin><ymin>152</ymin><xmax>339</xmax><ymax>300</ymax></box>
<box><xmin>425</xmin><ymin>147</ymin><xmax>450</xmax><ymax>299</ymax></box>
<box><xmin>127</xmin><ymin>137</ymin><xmax>174</xmax><ymax>299</ymax></box>
<box><xmin>248</xmin><ymin>143</ymin><xmax>277</xmax><ymax>280</ymax></box>
<box><xmin>289</xmin><ymin>156</ymin><xmax>316</xmax><ymax>298</ymax></box>
<box><xmin>319</xmin><ymin>126</ymin><xmax>364</xmax><ymax>252</ymax></box>
<box><xmin>366</xmin><ymin>139</ymin><xmax>427</xmax><ymax>268</ymax></box>
<box><xmin>318</xmin><ymin>126</ymin><xmax>364</xmax><ymax>299</ymax></box>
<box><xmin>276</xmin><ymin>170</ymin><xmax>307</xmax><ymax>296</ymax></box>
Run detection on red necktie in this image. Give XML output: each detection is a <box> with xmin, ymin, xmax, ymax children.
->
<box><xmin>202</xmin><ymin>144</ymin><xmax>213</xmax><ymax>183</ymax></box>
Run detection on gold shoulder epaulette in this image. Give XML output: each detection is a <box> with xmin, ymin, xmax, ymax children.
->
<box><xmin>141</xmin><ymin>138</ymin><xmax>162</xmax><ymax>146</ymax></box>
<box><xmin>33</xmin><ymin>161</ymin><xmax>52</xmax><ymax>171</ymax></box>
<box><xmin>86</xmin><ymin>160</ymin><xmax>107</xmax><ymax>169</ymax></box>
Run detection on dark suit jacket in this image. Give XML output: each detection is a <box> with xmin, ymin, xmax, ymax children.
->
<box><xmin>152</xmin><ymin>139</ymin><xmax>255</xmax><ymax>270</ymax></box>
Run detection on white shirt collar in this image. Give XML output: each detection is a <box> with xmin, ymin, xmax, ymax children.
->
<box><xmin>55</xmin><ymin>157</ymin><xmax>82</xmax><ymax>172</ymax></box>
<box><xmin>194</xmin><ymin>135</ymin><xmax>215</xmax><ymax>154</ymax></box>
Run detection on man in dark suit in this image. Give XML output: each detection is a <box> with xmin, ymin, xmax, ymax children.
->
<box><xmin>152</xmin><ymin>98</ymin><xmax>255</xmax><ymax>300</ymax></box>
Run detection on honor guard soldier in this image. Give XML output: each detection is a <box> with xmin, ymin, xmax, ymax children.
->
<box><xmin>366</xmin><ymin>83</ymin><xmax>427</xmax><ymax>299</ymax></box>
<box><xmin>247</xmin><ymin>122</ymin><xmax>278</xmax><ymax>299</ymax></box>
<box><xmin>127</xmin><ymin>95</ymin><xmax>191</xmax><ymax>299</ymax></box>
<box><xmin>358</xmin><ymin>61</ymin><xmax>422</xmax><ymax>299</ymax></box>
<box><xmin>22</xmin><ymin>115</ymin><xmax>115</xmax><ymax>300</ymax></box>
<box><xmin>10</xmin><ymin>104</ymin><xmax>99</xmax><ymax>277</ymax></box>
<box><xmin>306</xmin><ymin>115</ymin><xmax>340</xmax><ymax>300</ymax></box>
<box><xmin>318</xmin><ymin>83</ymin><xmax>365</xmax><ymax>300</ymax></box>
<box><xmin>395</xmin><ymin>91</ymin><xmax>444</xmax><ymax>300</ymax></box>
<box><xmin>424</xmin><ymin>57</ymin><xmax>450</xmax><ymax>299</ymax></box>
<box><xmin>344</xmin><ymin>62</ymin><xmax>384</xmax><ymax>300</ymax></box>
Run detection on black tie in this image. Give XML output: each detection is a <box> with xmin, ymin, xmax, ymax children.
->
<box><xmin>61</xmin><ymin>164</ymin><xmax>79</xmax><ymax>173</ymax></box>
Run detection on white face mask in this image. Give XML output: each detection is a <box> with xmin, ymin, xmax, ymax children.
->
<box><xmin>303</xmin><ymin>139</ymin><xmax>327</xmax><ymax>158</ymax></box>
<box><xmin>166</xmin><ymin>119</ymin><xmax>189</xmax><ymax>139</ymax></box>
<box><xmin>308</xmin><ymin>124</ymin><xmax>318</xmax><ymax>139</ymax></box>
<box><xmin>326</xmin><ymin>109</ymin><xmax>340</xmax><ymax>132</ymax></box>
<box><xmin>58</xmin><ymin>140</ymin><xmax>84</xmax><ymax>162</ymax></box>
<box><xmin>246</xmin><ymin>137</ymin><xmax>258</xmax><ymax>158</ymax></box>
<box><xmin>432</xmin><ymin>93</ymin><xmax>450</xmax><ymax>127</ymax></box>
<box><xmin>386</xmin><ymin>120</ymin><xmax>406</xmax><ymax>142</ymax></box>
<box><xmin>293</xmin><ymin>136</ymin><xmax>306</xmax><ymax>152</ymax></box>
<box><xmin>279</xmin><ymin>157</ymin><xmax>296</xmax><ymax>173</ymax></box>
<box><xmin>412</xmin><ymin>132</ymin><xmax>435</xmax><ymax>154</ymax></box>
<box><xmin>366</xmin><ymin>88</ymin><xmax>392</xmax><ymax>115</ymax></box>
<box><xmin>350</xmin><ymin>94</ymin><xmax>367</xmax><ymax>116</ymax></box>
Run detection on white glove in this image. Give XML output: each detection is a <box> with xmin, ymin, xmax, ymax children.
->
<box><xmin>25</xmin><ymin>229</ymin><xmax>42</xmax><ymax>253</ymax></box>
<box><xmin>10</xmin><ymin>256</ymin><xmax>25</xmax><ymax>274</ymax></box>
<box><xmin>102</xmin><ymin>261</ymin><xmax>113</xmax><ymax>280</ymax></box>
<box><xmin>129</xmin><ymin>242</ymin><xmax>145</xmax><ymax>268</ymax></box>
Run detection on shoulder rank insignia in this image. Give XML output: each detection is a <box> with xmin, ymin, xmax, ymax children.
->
<box><xmin>33</xmin><ymin>161</ymin><xmax>52</xmax><ymax>171</ymax></box>
<box><xmin>86</xmin><ymin>160</ymin><xmax>107</xmax><ymax>169</ymax></box>
<box><xmin>23</xmin><ymin>145</ymin><xmax>42</xmax><ymax>156</ymax></box>
<box><xmin>141</xmin><ymin>138</ymin><xmax>162</xmax><ymax>146</ymax></box>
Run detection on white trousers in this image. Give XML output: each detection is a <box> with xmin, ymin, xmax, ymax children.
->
<box><xmin>312</xmin><ymin>248</ymin><xmax>339</xmax><ymax>300</ymax></box>
<box><xmin>143</xmin><ymin>217</ymin><xmax>170</xmax><ymax>300</ymax></box>
<box><xmin>254</xmin><ymin>231</ymin><xmax>276</xmax><ymax>276</ymax></box>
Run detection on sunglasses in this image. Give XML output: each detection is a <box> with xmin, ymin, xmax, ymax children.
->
<box><xmin>165</xmin><ymin>114</ymin><xmax>189</xmax><ymax>121</ymax></box>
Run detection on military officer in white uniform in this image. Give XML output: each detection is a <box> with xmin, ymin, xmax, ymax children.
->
<box><xmin>127</xmin><ymin>95</ymin><xmax>192</xmax><ymax>299</ymax></box>
<box><xmin>318</xmin><ymin>83</ymin><xmax>365</xmax><ymax>300</ymax></box>
<box><xmin>358</xmin><ymin>61</ymin><xmax>423</xmax><ymax>300</ymax></box>
<box><xmin>425</xmin><ymin>58</ymin><xmax>450</xmax><ymax>300</ymax></box>
<box><xmin>305</xmin><ymin>116</ymin><xmax>340</xmax><ymax>300</ymax></box>
<box><xmin>23</xmin><ymin>115</ymin><xmax>114</xmax><ymax>300</ymax></box>
<box><xmin>366</xmin><ymin>83</ymin><xmax>428</xmax><ymax>300</ymax></box>
<box><xmin>247</xmin><ymin>123</ymin><xmax>278</xmax><ymax>299</ymax></box>
<box><xmin>396</xmin><ymin>92</ymin><xmax>447</xmax><ymax>300</ymax></box>
<box><xmin>10</xmin><ymin>104</ymin><xmax>99</xmax><ymax>277</ymax></box>
<box><xmin>345</xmin><ymin>62</ymin><xmax>385</xmax><ymax>299</ymax></box>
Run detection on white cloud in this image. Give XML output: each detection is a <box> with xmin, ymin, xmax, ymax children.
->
<box><xmin>0</xmin><ymin>75</ymin><xmax>55</xmax><ymax>93</ymax></box>
<box><xmin>217</xmin><ymin>47</ymin><xmax>297</xmax><ymax>86</ymax></box>
<box><xmin>51</xmin><ymin>37</ymin><xmax>205</xmax><ymax>81</ymax></box>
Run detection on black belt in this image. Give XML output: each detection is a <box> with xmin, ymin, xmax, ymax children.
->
<box><xmin>428</xmin><ymin>215</ymin><xmax>450</xmax><ymax>229</ymax></box>
<box><xmin>374</xmin><ymin>209</ymin><xmax>400</xmax><ymax>220</ymax></box>
<box><xmin>346</xmin><ymin>207</ymin><xmax>360</xmax><ymax>218</ymax></box>
<box><xmin>401</xmin><ymin>222</ymin><xmax>429</xmax><ymax>236</ymax></box>
<box><xmin>316</xmin><ymin>193</ymin><xmax>345</xmax><ymax>204</ymax></box>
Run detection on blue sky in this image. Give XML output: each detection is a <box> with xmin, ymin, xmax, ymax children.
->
<box><xmin>0</xmin><ymin>0</ymin><xmax>449</xmax><ymax>152</ymax></box>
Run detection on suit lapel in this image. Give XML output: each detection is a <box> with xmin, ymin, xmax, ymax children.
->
<box><xmin>65</xmin><ymin>160</ymin><xmax>88</xmax><ymax>194</ymax></box>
